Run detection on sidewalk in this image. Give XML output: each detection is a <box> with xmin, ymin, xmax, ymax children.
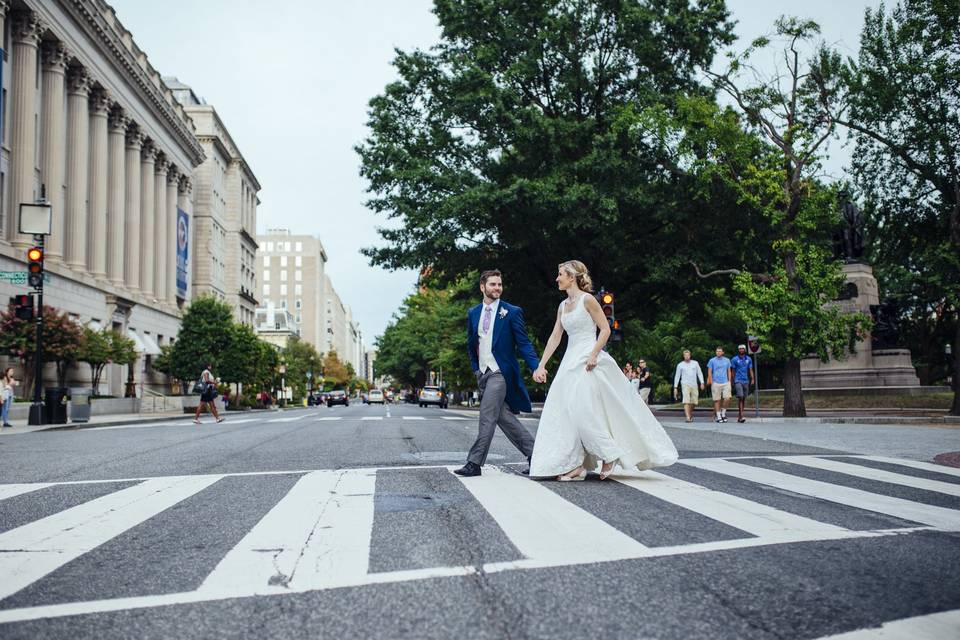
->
<box><xmin>0</xmin><ymin>406</ymin><xmax>287</xmax><ymax>435</ymax></box>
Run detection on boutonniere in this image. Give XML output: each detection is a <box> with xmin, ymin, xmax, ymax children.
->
<box><xmin>498</xmin><ymin>308</ymin><xmax>508</xmax><ymax>319</ymax></box>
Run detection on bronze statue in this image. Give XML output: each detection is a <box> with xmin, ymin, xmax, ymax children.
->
<box><xmin>836</xmin><ymin>189</ymin><xmax>865</xmax><ymax>262</ymax></box>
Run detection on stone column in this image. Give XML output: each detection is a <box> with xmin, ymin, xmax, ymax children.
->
<box><xmin>139</xmin><ymin>141</ymin><xmax>157</xmax><ymax>298</ymax></box>
<box><xmin>106</xmin><ymin>108</ymin><xmax>128</xmax><ymax>286</ymax></box>
<box><xmin>7</xmin><ymin>11</ymin><xmax>45</xmax><ymax>246</ymax></box>
<box><xmin>40</xmin><ymin>41</ymin><xmax>68</xmax><ymax>262</ymax></box>
<box><xmin>153</xmin><ymin>158</ymin><xmax>169</xmax><ymax>304</ymax></box>
<box><xmin>64</xmin><ymin>66</ymin><xmax>92</xmax><ymax>270</ymax></box>
<box><xmin>176</xmin><ymin>176</ymin><xmax>192</xmax><ymax>302</ymax></box>
<box><xmin>165</xmin><ymin>168</ymin><xmax>179</xmax><ymax>307</ymax></box>
<box><xmin>87</xmin><ymin>89</ymin><xmax>110</xmax><ymax>279</ymax></box>
<box><xmin>124</xmin><ymin>124</ymin><xmax>144</xmax><ymax>293</ymax></box>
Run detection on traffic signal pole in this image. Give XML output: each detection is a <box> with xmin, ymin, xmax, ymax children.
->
<box><xmin>27</xmin><ymin>234</ymin><xmax>45</xmax><ymax>426</ymax></box>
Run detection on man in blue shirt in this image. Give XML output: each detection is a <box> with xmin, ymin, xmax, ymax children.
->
<box><xmin>730</xmin><ymin>344</ymin><xmax>755</xmax><ymax>423</ymax></box>
<box><xmin>706</xmin><ymin>346</ymin><xmax>733</xmax><ymax>423</ymax></box>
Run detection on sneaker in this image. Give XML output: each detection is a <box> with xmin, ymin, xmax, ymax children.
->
<box><xmin>721</xmin><ymin>417</ymin><xmax>728</xmax><ymax>423</ymax></box>
<box><xmin>715</xmin><ymin>417</ymin><xmax>722</xmax><ymax>423</ymax></box>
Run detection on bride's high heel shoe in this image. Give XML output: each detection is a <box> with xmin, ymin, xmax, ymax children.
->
<box><xmin>600</xmin><ymin>460</ymin><xmax>618</xmax><ymax>480</ymax></box>
<box><xmin>557</xmin><ymin>468</ymin><xmax>587</xmax><ymax>482</ymax></box>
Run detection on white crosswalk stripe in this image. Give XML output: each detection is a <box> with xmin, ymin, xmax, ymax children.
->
<box><xmin>402</xmin><ymin>416</ymin><xmax>425</xmax><ymax>420</ymax></box>
<box><xmin>0</xmin><ymin>454</ymin><xmax>957</xmax><ymax>623</ymax></box>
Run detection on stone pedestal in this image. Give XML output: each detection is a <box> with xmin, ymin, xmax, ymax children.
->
<box><xmin>801</xmin><ymin>263</ymin><xmax>920</xmax><ymax>388</ymax></box>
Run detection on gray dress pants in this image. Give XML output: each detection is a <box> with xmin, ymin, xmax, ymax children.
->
<box><xmin>467</xmin><ymin>370</ymin><xmax>535</xmax><ymax>466</ymax></box>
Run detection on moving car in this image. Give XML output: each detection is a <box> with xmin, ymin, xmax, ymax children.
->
<box><xmin>368</xmin><ymin>389</ymin><xmax>385</xmax><ymax>404</ymax></box>
<box><xmin>326</xmin><ymin>389</ymin><xmax>349</xmax><ymax>407</ymax></box>
<box><xmin>418</xmin><ymin>386</ymin><xmax>448</xmax><ymax>409</ymax></box>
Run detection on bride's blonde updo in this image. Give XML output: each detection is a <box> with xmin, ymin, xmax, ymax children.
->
<box><xmin>558</xmin><ymin>260</ymin><xmax>594</xmax><ymax>293</ymax></box>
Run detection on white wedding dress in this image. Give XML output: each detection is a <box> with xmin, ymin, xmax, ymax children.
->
<box><xmin>529</xmin><ymin>294</ymin><xmax>679</xmax><ymax>477</ymax></box>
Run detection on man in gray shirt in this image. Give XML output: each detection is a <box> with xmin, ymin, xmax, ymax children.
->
<box><xmin>673</xmin><ymin>350</ymin><xmax>705</xmax><ymax>423</ymax></box>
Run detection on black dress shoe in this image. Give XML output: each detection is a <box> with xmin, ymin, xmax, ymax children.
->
<box><xmin>453</xmin><ymin>462</ymin><xmax>481</xmax><ymax>477</ymax></box>
<box><xmin>521</xmin><ymin>458</ymin><xmax>531</xmax><ymax>475</ymax></box>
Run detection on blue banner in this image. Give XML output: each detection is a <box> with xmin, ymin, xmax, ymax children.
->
<box><xmin>176</xmin><ymin>208</ymin><xmax>189</xmax><ymax>298</ymax></box>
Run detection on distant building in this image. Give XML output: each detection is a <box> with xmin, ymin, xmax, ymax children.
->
<box><xmin>257</xmin><ymin>229</ymin><xmax>328</xmax><ymax>351</ymax></box>
<box><xmin>167</xmin><ymin>78</ymin><xmax>260</xmax><ymax>326</ymax></box>
<box><xmin>254</xmin><ymin>304</ymin><xmax>299</xmax><ymax>349</ymax></box>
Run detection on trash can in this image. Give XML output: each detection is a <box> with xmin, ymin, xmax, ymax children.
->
<box><xmin>70</xmin><ymin>388</ymin><xmax>92</xmax><ymax>423</ymax></box>
<box><xmin>44</xmin><ymin>387</ymin><xmax>69</xmax><ymax>424</ymax></box>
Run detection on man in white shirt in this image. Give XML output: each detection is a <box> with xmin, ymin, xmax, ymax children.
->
<box><xmin>673</xmin><ymin>350</ymin><xmax>705</xmax><ymax>423</ymax></box>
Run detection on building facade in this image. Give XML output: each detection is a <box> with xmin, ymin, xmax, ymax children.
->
<box><xmin>256</xmin><ymin>229</ymin><xmax>327</xmax><ymax>351</ymax></box>
<box><xmin>0</xmin><ymin>0</ymin><xmax>204</xmax><ymax>396</ymax></box>
<box><xmin>167</xmin><ymin>78</ymin><xmax>260</xmax><ymax>326</ymax></box>
<box><xmin>253</xmin><ymin>304</ymin><xmax>298</xmax><ymax>349</ymax></box>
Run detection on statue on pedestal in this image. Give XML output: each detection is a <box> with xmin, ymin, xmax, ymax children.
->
<box><xmin>834</xmin><ymin>189</ymin><xmax>865</xmax><ymax>263</ymax></box>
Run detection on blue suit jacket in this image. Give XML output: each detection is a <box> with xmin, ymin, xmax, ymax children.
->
<box><xmin>466</xmin><ymin>300</ymin><xmax>539</xmax><ymax>413</ymax></box>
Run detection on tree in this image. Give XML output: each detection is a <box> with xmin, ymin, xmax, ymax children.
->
<box><xmin>321</xmin><ymin>350</ymin><xmax>350</xmax><ymax>389</ymax></box>
<box><xmin>281</xmin><ymin>338</ymin><xmax>322</xmax><ymax>402</ymax></box>
<box><xmin>220</xmin><ymin>323</ymin><xmax>263</xmax><ymax>405</ymax></box>
<box><xmin>0</xmin><ymin>304</ymin><xmax>82</xmax><ymax>397</ymax></box>
<box><xmin>169</xmin><ymin>296</ymin><xmax>235</xmax><ymax>385</ymax></box>
<box><xmin>831</xmin><ymin>1</ymin><xmax>960</xmax><ymax>414</ymax></box>
<box><xmin>106</xmin><ymin>330</ymin><xmax>138</xmax><ymax>397</ymax></box>
<box><xmin>691</xmin><ymin>17</ymin><xmax>869</xmax><ymax>416</ymax></box>
<box><xmin>357</xmin><ymin>0</ymin><xmax>743</xmax><ymax>342</ymax></box>
<box><xmin>77</xmin><ymin>327</ymin><xmax>112</xmax><ymax>393</ymax></box>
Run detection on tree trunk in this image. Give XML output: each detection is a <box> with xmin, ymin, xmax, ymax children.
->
<box><xmin>951</xmin><ymin>316</ymin><xmax>960</xmax><ymax>416</ymax></box>
<box><xmin>782</xmin><ymin>357</ymin><xmax>807</xmax><ymax>417</ymax></box>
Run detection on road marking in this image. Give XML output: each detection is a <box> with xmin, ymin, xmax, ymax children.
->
<box><xmin>402</xmin><ymin>416</ymin><xmax>425</xmax><ymax>420</ymax></box>
<box><xmin>442</xmin><ymin>417</ymin><xmax>469</xmax><ymax>421</ymax></box>
<box><xmin>681</xmin><ymin>458</ymin><xmax>960</xmax><ymax>530</ymax></box>
<box><xmin>0</xmin><ymin>474</ymin><xmax>221</xmax><ymax>601</ymax></box>
<box><xmin>854</xmin><ymin>455</ymin><xmax>960</xmax><ymax>479</ymax></box>
<box><xmin>267</xmin><ymin>414</ymin><xmax>310</xmax><ymax>423</ymax></box>
<box><xmin>0</xmin><ymin>483</ymin><xmax>52</xmax><ymax>501</ymax></box>
<box><xmin>361</xmin><ymin>417</ymin><xmax>383</xmax><ymax>421</ymax></box>
<box><xmin>83</xmin><ymin>421</ymin><xmax>193</xmax><ymax>431</ymax></box>
<box><xmin>455</xmin><ymin>466</ymin><xmax>650</xmax><ymax>565</ymax></box>
<box><xmin>616</xmin><ymin>471</ymin><xmax>850</xmax><ymax>541</ymax></box>
<box><xmin>812</xmin><ymin>609</ymin><xmax>960</xmax><ymax>639</ymax></box>
<box><xmin>315</xmin><ymin>417</ymin><xmax>342</xmax><ymax>421</ymax></box>
<box><xmin>771</xmin><ymin>456</ymin><xmax>960</xmax><ymax>497</ymax></box>
<box><xmin>198</xmin><ymin>469</ymin><xmax>376</xmax><ymax>597</ymax></box>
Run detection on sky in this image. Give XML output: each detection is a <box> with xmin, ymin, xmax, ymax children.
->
<box><xmin>110</xmin><ymin>0</ymin><xmax>880</xmax><ymax>343</ymax></box>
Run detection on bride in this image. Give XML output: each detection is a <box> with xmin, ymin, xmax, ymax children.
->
<box><xmin>530</xmin><ymin>260</ymin><xmax>679</xmax><ymax>481</ymax></box>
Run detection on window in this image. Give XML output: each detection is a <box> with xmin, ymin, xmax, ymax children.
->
<box><xmin>295</xmin><ymin>284</ymin><xmax>302</xmax><ymax>295</ymax></box>
<box><xmin>265</xmin><ymin>242</ymin><xmax>273</xmax><ymax>252</ymax></box>
<box><xmin>280</xmin><ymin>256</ymin><xmax>287</xmax><ymax>267</ymax></box>
<box><xmin>295</xmin><ymin>242</ymin><xmax>302</xmax><ymax>252</ymax></box>
<box><xmin>295</xmin><ymin>270</ymin><xmax>302</xmax><ymax>282</ymax></box>
<box><xmin>295</xmin><ymin>299</ymin><xmax>302</xmax><ymax>309</ymax></box>
<box><xmin>280</xmin><ymin>270</ymin><xmax>287</xmax><ymax>281</ymax></box>
<box><xmin>281</xmin><ymin>299</ymin><xmax>287</xmax><ymax>308</ymax></box>
<box><xmin>263</xmin><ymin>270</ymin><xmax>270</xmax><ymax>282</ymax></box>
<box><xmin>285</xmin><ymin>242</ymin><xmax>292</xmax><ymax>252</ymax></box>
<box><xmin>296</xmin><ymin>313</ymin><xmax>302</xmax><ymax>323</ymax></box>
<box><xmin>263</xmin><ymin>284</ymin><xmax>270</xmax><ymax>296</ymax></box>
<box><xmin>263</xmin><ymin>255</ymin><xmax>270</xmax><ymax>267</ymax></box>
<box><xmin>280</xmin><ymin>284</ymin><xmax>287</xmax><ymax>295</ymax></box>
<box><xmin>295</xmin><ymin>256</ymin><xmax>302</xmax><ymax>267</ymax></box>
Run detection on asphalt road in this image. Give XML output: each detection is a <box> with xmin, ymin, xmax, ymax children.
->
<box><xmin>0</xmin><ymin>402</ymin><xmax>958</xmax><ymax>639</ymax></box>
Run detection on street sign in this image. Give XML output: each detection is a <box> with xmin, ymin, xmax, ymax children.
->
<box><xmin>747</xmin><ymin>336</ymin><xmax>761</xmax><ymax>354</ymax></box>
<box><xmin>306</xmin><ymin>371</ymin><xmax>312</xmax><ymax>379</ymax></box>
<box><xmin>0</xmin><ymin>271</ymin><xmax>50</xmax><ymax>285</ymax></box>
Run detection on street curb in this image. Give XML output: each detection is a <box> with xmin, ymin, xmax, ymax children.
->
<box><xmin>662</xmin><ymin>416</ymin><xmax>960</xmax><ymax>426</ymax></box>
<box><xmin>36</xmin><ymin>407</ymin><xmax>301</xmax><ymax>432</ymax></box>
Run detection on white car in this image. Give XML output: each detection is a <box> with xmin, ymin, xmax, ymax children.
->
<box><xmin>368</xmin><ymin>389</ymin><xmax>384</xmax><ymax>404</ymax></box>
<box><xmin>419</xmin><ymin>386</ymin><xmax>448</xmax><ymax>408</ymax></box>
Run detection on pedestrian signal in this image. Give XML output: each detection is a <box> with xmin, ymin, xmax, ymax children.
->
<box><xmin>11</xmin><ymin>294</ymin><xmax>34</xmax><ymax>320</ymax></box>
<box><xmin>27</xmin><ymin>246</ymin><xmax>43</xmax><ymax>288</ymax></box>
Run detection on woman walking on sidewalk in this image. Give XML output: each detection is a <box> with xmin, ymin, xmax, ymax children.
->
<box><xmin>194</xmin><ymin>364</ymin><xmax>224</xmax><ymax>425</ymax></box>
<box><xmin>1</xmin><ymin>368</ymin><xmax>17</xmax><ymax>428</ymax></box>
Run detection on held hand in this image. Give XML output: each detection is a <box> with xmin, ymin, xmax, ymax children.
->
<box><xmin>533</xmin><ymin>367</ymin><xmax>548</xmax><ymax>384</ymax></box>
<box><xmin>699</xmin><ymin>384</ymin><xmax>705</xmax><ymax>391</ymax></box>
<box><xmin>585</xmin><ymin>354</ymin><xmax>598</xmax><ymax>372</ymax></box>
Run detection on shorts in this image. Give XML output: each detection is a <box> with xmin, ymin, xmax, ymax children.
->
<box><xmin>734</xmin><ymin>382</ymin><xmax>749</xmax><ymax>399</ymax></box>
<box><xmin>681</xmin><ymin>384</ymin><xmax>699</xmax><ymax>405</ymax></box>
<box><xmin>711</xmin><ymin>382</ymin><xmax>732</xmax><ymax>401</ymax></box>
<box><xmin>639</xmin><ymin>387</ymin><xmax>651</xmax><ymax>404</ymax></box>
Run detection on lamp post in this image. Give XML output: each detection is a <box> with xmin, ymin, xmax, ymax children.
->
<box><xmin>19</xmin><ymin>195</ymin><xmax>52</xmax><ymax>426</ymax></box>
<box><xmin>278</xmin><ymin>360</ymin><xmax>286</xmax><ymax>407</ymax></box>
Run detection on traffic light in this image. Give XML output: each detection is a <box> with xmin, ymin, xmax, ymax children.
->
<box><xmin>27</xmin><ymin>246</ymin><xmax>43</xmax><ymax>288</ymax></box>
<box><xmin>598</xmin><ymin>289</ymin><xmax>623</xmax><ymax>342</ymax></box>
<box><xmin>10</xmin><ymin>294</ymin><xmax>34</xmax><ymax>321</ymax></box>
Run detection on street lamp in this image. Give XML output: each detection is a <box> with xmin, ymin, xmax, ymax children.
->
<box><xmin>278</xmin><ymin>360</ymin><xmax>287</xmax><ymax>407</ymax></box>
<box><xmin>20</xmin><ymin>197</ymin><xmax>52</xmax><ymax>426</ymax></box>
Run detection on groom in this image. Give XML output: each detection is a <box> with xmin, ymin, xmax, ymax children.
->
<box><xmin>454</xmin><ymin>270</ymin><xmax>538</xmax><ymax>477</ymax></box>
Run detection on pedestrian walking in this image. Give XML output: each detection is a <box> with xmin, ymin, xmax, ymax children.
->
<box><xmin>193</xmin><ymin>363</ymin><xmax>224</xmax><ymax>424</ymax></box>
<box><xmin>706</xmin><ymin>346</ymin><xmax>734</xmax><ymax>423</ymax></box>
<box><xmin>636</xmin><ymin>359</ymin><xmax>653</xmax><ymax>404</ymax></box>
<box><xmin>731</xmin><ymin>344</ymin><xmax>755</xmax><ymax>423</ymax></box>
<box><xmin>673</xmin><ymin>351</ymin><xmax>704</xmax><ymax>423</ymax></box>
<box><xmin>0</xmin><ymin>367</ymin><xmax>17</xmax><ymax>427</ymax></box>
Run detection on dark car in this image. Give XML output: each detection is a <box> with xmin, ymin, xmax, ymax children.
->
<box><xmin>326</xmin><ymin>390</ymin><xmax>349</xmax><ymax>407</ymax></box>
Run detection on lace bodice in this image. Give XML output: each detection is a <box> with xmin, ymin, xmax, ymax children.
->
<box><xmin>560</xmin><ymin>294</ymin><xmax>597</xmax><ymax>349</ymax></box>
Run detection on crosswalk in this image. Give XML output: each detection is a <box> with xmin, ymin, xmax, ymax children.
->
<box><xmin>0</xmin><ymin>454</ymin><xmax>958</xmax><ymax>624</ymax></box>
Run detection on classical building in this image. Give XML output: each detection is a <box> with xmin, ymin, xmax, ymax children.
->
<box><xmin>256</xmin><ymin>229</ymin><xmax>327</xmax><ymax>351</ymax></box>
<box><xmin>253</xmin><ymin>304</ymin><xmax>299</xmax><ymax>349</ymax></box>
<box><xmin>167</xmin><ymin>78</ymin><xmax>260</xmax><ymax>326</ymax></box>
<box><xmin>0</xmin><ymin>1</ymin><xmax>204</xmax><ymax>396</ymax></box>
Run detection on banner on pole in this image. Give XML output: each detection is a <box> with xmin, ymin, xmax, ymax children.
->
<box><xmin>176</xmin><ymin>208</ymin><xmax>189</xmax><ymax>299</ymax></box>
<box><xmin>747</xmin><ymin>335</ymin><xmax>761</xmax><ymax>354</ymax></box>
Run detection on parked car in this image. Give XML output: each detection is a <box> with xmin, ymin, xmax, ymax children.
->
<box><xmin>385</xmin><ymin>390</ymin><xmax>395</xmax><ymax>403</ymax></box>
<box><xmin>419</xmin><ymin>386</ymin><xmax>448</xmax><ymax>408</ymax></box>
<box><xmin>326</xmin><ymin>390</ymin><xmax>349</xmax><ymax>407</ymax></box>
<box><xmin>368</xmin><ymin>389</ymin><xmax>384</xmax><ymax>404</ymax></box>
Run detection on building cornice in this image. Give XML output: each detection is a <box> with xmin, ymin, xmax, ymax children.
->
<box><xmin>186</xmin><ymin>104</ymin><xmax>261</xmax><ymax>190</ymax></box>
<box><xmin>239</xmin><ymin>227</ymin><xmax>259</xmax><ymax>249</ymax></box>
<box><xmin>54</xmin><ymin>0</ymin><xmax>205</xmax><ymax>167</ymax></box>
